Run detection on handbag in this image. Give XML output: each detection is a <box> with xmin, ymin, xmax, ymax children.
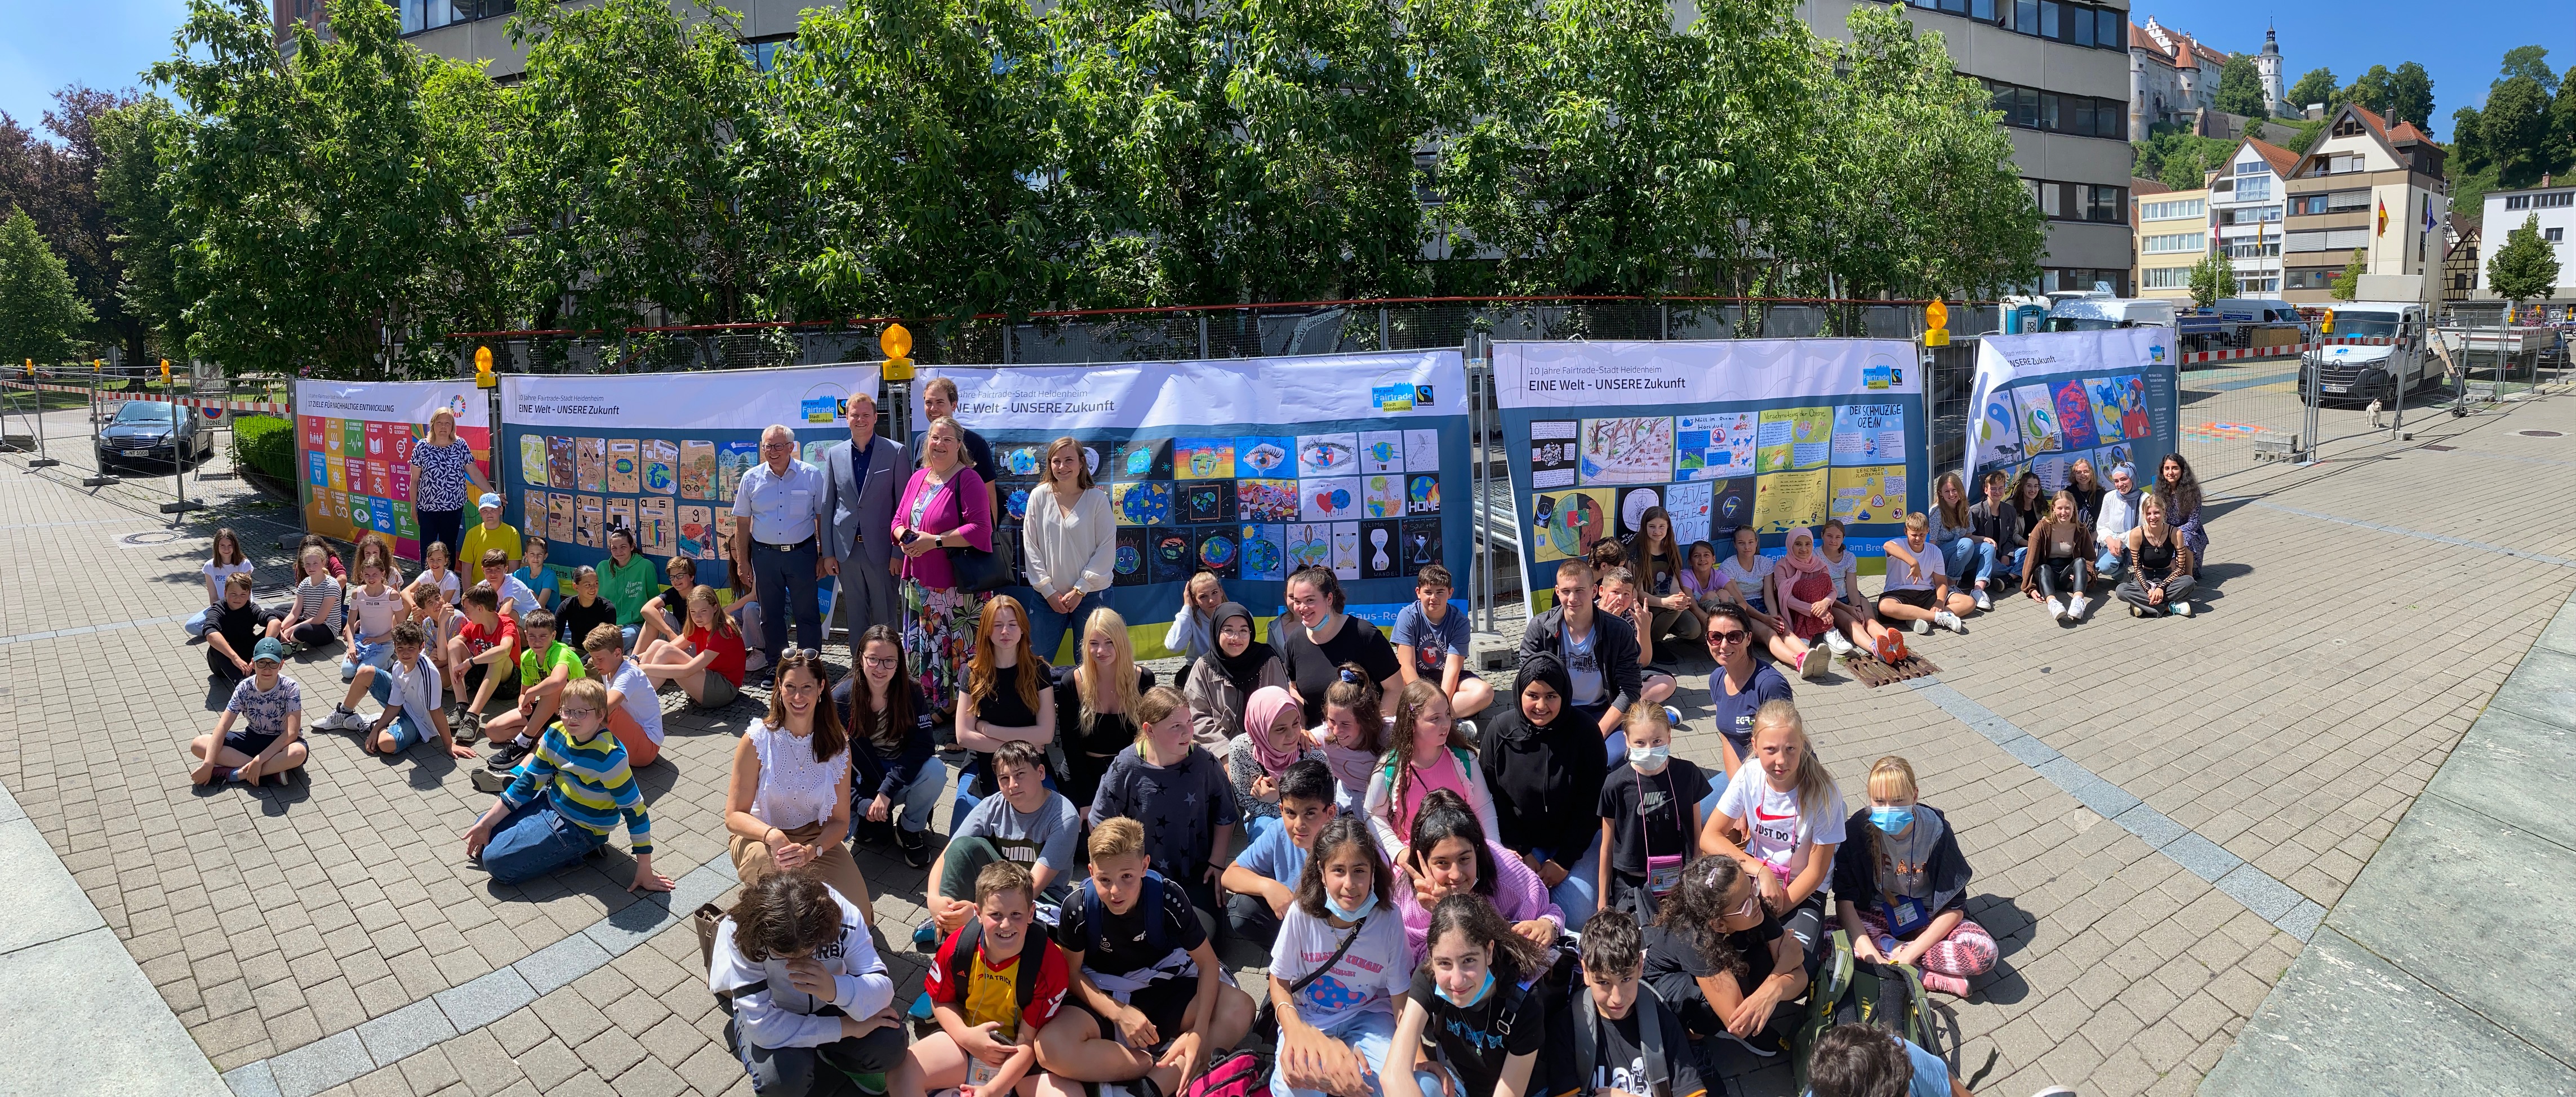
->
<box><xmin>1248</xmin><ymin>921</ymin><xmax>1364</xmax><ymax>1044</ymax></box>
<box><xmin>947</xmin><ymin>537</ymin><xmax>1016</xmax><ymax>594</ymax></box>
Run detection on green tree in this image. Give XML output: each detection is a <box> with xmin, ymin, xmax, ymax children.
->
<box><xmin>2186</xmin><ymin>248</ymin><xmax>2234</xmax><ymax>307</ymax></box>
<box><xmin>151</xmin><ymin>0</ymin><xmax>502</xmax><ymax>378</ymax></box>
<box><xmin>2388</xmin><ymin>62</ymin><xmax>2435</xmax><ymax>126</ymax></box>
<box><xmin>93</xmin><ymin>97</ymin><xmax>193</xmax><ymax>362</ymax></box>
<box><xmin>2481</xmin><ymin>75</ymin><xmax>2555</xmax><ymax>184</ymax></box>
<box><xmin>2215</xmin><ymin>56</ymin><xmax>2267</xmax><ymax>118</ymax></box>
<box><xmin>2497</xmin><ymin>46</ymin><xmax>2556</xmax><ymax>94</ymax></box>
<box><xmin>2286</xmin><ymin>67</ymin><xmax>2337</xmax><ymax>113</ymax></box>
<box><xmin>2487</xmin><ymin>213</ymin><xmax>2561</xmax><ymax>304</ymax></box>
<box><xmin>772</xmin><ymin>0</ymin><xmax>1062</xmax><ymax>325</ymax></box>
<box><xmin>2329</xmin><ymin>248</ymin><xmax>2367</xmax><ymax>301</ymax></box>
<box><xmin>2450</xmin><ymin>104</ymin><xmax>2490</xmax><ymax>171</ymax></box>
<box><xmin>2345</xmin><ymin>64</ymin><xmax>2396</xmax><ymax>117</ymax></box>
<box><xmin>0</xmin><ymin>206</ymin><xmax>96</xmax><ymax>366</ymax></box>
<box><xmin>499</xmin><ymin>0</ymin><xmax>785</xmax><ymax>343</ymax></box>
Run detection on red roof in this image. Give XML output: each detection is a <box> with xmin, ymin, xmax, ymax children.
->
<box><xmin>2243</xmin><ymin>137</ymin><xmax>2299</xmax><ymax>177</ymax></box>
<box><xmin>2391</xmin><ymin>121</ymin><xmax>2433</xmax><ymax>145</ymax></box>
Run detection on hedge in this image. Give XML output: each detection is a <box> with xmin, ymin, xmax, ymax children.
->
<box><xmin>232</xmin><ymin>414</ymin><xmax>295</xmax><ymax>484</ymax></box>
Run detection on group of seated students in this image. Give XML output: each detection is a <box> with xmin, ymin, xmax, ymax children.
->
<box><xmin>187</xmin><ymin>511</ymin><xmax>2010</xmax><ymax>1095</ymax></box>
<box><xmin>1919</xmin><ymin>454</ymin><xmax>2209</xmax><ymax>627</ymax></box>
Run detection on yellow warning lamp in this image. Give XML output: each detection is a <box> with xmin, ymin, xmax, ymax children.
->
<box><xmin>161</xmin><ymin>359</ymin><xmax>172</xmax><ymax>386</ymax></box>
<box><xmin>1923</xmin><ymin>300</ymin><xmax>1951</xmax><ymax>347</ymax></box>
<box><xmin>475</xmin><ymin>345</ymin><xmax>497</xmax><ymax>389</ymax></box>
<box><xmin>2321</xmin><ymin>309</ymin><xmax>2335</xmax><ymax>336</ymax></box>
<box><xmin>880</xmin><ymin>323</ymin><xmax>915</xmax><ymax>381</ymax></box>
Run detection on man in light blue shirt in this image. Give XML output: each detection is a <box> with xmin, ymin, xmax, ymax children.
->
<box><xmin>729</xmin><ymin>424</ymin><xmax>827</xmax><ymax>680</ymax></box>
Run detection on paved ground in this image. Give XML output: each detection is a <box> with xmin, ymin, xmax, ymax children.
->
<box><xmin>4</xmin><ymin>384</ymin><xmax>2574</xmax><ymax>1097</ymax></box>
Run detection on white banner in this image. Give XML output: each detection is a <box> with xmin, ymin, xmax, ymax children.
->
<box><xmin>1494</xmin><ymin>339</ymin><xmax>1921</xmax><ymax>410</ymax></box>
<box><xmin>1965</xmin><ymin>328</ymin><xmax>2182</xmax><ymax>492</ymax></box>
<box><xmin>500</xmin><ymin>363</ymin><xmax>882</xmax><ymax>431</ymax></box>
<box><xmin>292</xmin><ymin>379</ymin><xmax>489</xmax><ymax>428</ymax></box>
<box><xmin>913</xmin><ymin>351</ymin><xmax>1466</xmax><ymax>434</ymax></box>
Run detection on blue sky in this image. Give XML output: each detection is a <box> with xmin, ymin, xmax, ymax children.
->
<box><xmin>1</xmin><ymin>0</ymin><xmax>2568</xmax><ymax>141</ymax></box>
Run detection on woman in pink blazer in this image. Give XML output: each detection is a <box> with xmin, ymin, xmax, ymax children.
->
<box><xmin>891</xmin><ymin>416</ymin><xmax>994</xmax><ymax>717</ymax></box>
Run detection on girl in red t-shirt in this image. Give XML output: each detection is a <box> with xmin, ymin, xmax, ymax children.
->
<box><xmin>636</xmin><ymin>586</ymin><xmax>746</xmax><ymax>710</ymax></box>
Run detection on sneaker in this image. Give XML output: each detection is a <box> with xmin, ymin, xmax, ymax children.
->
<box><xmin>896</xmin><ymin>826</ymin><xmax>932</xmax><ymax>868</ymax></box>
<box><xmin>1973</xmin><ymin>587</ymin><xmax>1992</xmax><ymax>611</ymax></box>
<box><xmin>2067</xmin><ymin>595</ymin><xmax>2090</xmax><ymax>621</ymax></box>
<box><xmin>1934</xmin><ymin>609</ymin><xmax>1967</xmax><ymax>634</ymax></box>
<box><xmin>742</xmin><ymin>649</ymin><xmax>769</xmax><ymax>675</ymax></box>
<box><xmin>1911</xmin><ymin>618</ymin><xmax>1932</xmax><ymax>635</ymax></box>
<box><xmin>2174</xmin><ymin>600</ymin><xmax>2194</xmax><ymax>617</ymax></box>
<box><xmin>2129</xmin><ymin>604</ymin><xmax>2145</xmax><ymax>618</ymax></box>
<box><xmin>468</xmin><ymin>769</ymin><xmax>510</xmax><ymax>795</ymax></box>
<box><xmin>911</xmin><ymin>922</ymin><xmax>941</xmax><ymax>952</ymax></box>
<box><xmin>2045</xmin><ymin>596</ymin><xmax>2065</xmax><ymax>621</ymax></box>
<box><xmin>315</xmin><ymin>706</ymin><xmax>368</xmax><ymax>733</ymax></box>
<box><xmin>453</xmin><ymin>711</ymin><xmax>483</xmax><ymax>745</ymax></box>
<box><xmin>1799</xmin><ymin>645</ymin><xmax>1831</xmax><ymax>681</ymax></box>
<box><xmin>1823</xmin><ymin>630</ymin><xmax>1853</xmax><ymax>656</ymax></box>
<box><xmin>484</xmin><ymin>739</ymin><xmax>530</xmax><ymax>773</ymax></box>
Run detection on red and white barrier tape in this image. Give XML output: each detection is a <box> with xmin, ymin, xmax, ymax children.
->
<box><xmin>2181</xmin><ymin>338</ymin><xmax>2393</xmax><ymax>365</ymax></box>
<box><xmin>4</xmin><ymin>380</ymin><xmax>291</xmax><ymax>416</ymax></box>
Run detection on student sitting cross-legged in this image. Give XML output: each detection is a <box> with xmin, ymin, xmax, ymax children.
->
<box><xmin>189</xmin><ymin>637</ymin><xmax>309</xmax><ymax>787</ymax></box>
<box><xmin>475</xmin><ymin>607</ymin><xmax>586</xmax><ymax>782</ymax></box>
<box><xmin>1832</xmin><ymin>757</ymin><xmax>1994</xmax><ymax>998</ymax></box>
<box><xmin>203</xmin><ymin>572</ymin><xmax>269</xmax><ymax>685</ymax></box>
<box><xmin>899</xmin><ymin>860</ymin><xmax>1078</xmax><ymax>1097</ymax></box>
<box><xmin>1035</xmin><ymin>817</ymin><xmax>1254</xmax><ymax>1096</ymax></box>
<box><xmin>712</xmin><ymin>869</ymin><xmax>905</xmax><ymax>1097</ymax></box>
<box><xmin>314</xmin><ymin>622</ymin><xmax>475</xmax><ymax>762</ymax></box>
<box><xmin>1641</xmin><ymin>856</ymin><xmax>1808</xmax><ymax>1047</ymax></box>
<box><xmin>1266</xmin><ymin>815</ymin><xmax>1413</xmax><ymax>1097</ymax></box>
<box><xmin>1221</xmin><ymin>758</ymin><xmax>1340</xmax><ymax>962</ymax></box>
<box><xmin>924</xmin><ymin>741</ymin><xmax>1082</xmax><ymax>949</ymax></box>
<box><xmin>1381</xmin><ymin>895</ymin><xmax>1550</xmax><ymax>1097</ymax></box>
<box><xmin>460</xmin><ymin>677</ymin><xmax>671</xmax><ymax>890</ymax></box>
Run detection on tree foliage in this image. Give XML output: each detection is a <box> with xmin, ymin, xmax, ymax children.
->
<box><xmin>2214</xmin><ymin>56</ymin><xmax>2266</xmax><ymax>118</ymax></box>
<box><xmin>0</xmin><ymin>206</ymin><xmax>96</xmax><ymax>366</ymax></box>
<box><xmin>151</xmin><ymin>0</ymin><xmax>501</xmax><ymax>378</ymax></box>
<box><xmin>2329</xmin><ymin>248</ymin><xmax>2366</xmax><ymax>301</ymax></box>
<box><xmin>2186</xmin><ymin>249</ymin><xmax>2233</xmax><ymax>307</ymax></box>
<box><xmin>2387</xmin><ymin>63</ymin><xmax>2435</xmax><ymax>127</ymax></box>
<box><xmin>2286</xmin><ymin>68</ymin><xmax>2337</xmax><ymax>114</ymax></box>
<box><xmin>2498</xmin><ymin>46</ymin><xmax>2559</xmax><ymax>95</ymax></box>
<box><xmin>2134</xmin><ymin>130</ymin><xmax>2236</xmax><ymax>191</ymax></box>
<box><xmin>94</xmin><ymin>97</ymin><xmax>192</xmax><ymax>360</ymax></box>
<box><xmin>2488</xmin><ymin>214</ymin><xmax>2561</xmax><ymax>303</ymax></box>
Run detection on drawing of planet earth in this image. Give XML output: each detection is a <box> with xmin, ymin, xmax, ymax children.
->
<box><xmin>1115</xmin><ymin>545</ymin><xmax>1141</xmax><ymax>575</ymax></box>
<box><xmin>1313</xmin><ymin>487</ymin><xmax>1352</xmax><ymax>513</ymax></box>
<box><xmin>1546</xmin><ymin>494</ymin><xmax>1605</xmax><ymax>556</ymax></box>
<box><xmin>1008</xmin><ymin>448</ymin><xmax>1042</xmax><ymax>476</ymax></box>
<box><xmin>1243</xmin><ymin>537</ymin><xmax>1280</xmax><ymax>576</ymax></box>
<box><xmin>1007</xmin><ymin>488</ymin><xmax>1030</xmax><ymax>520</ymax></box>
<box><xmin>1200</xmin><ymin>535</ymin><xmax>1236</xmax><ymax>568</ymax></box>
<box><xmin>1119</xmin><ymin>483</ymin><xmax>1172</xmax><ymax>524</ymax></box>
<box><xmin>644</xmin><ymin>463</ymin><xmax>674</xmax><ymax>492</ymax></box>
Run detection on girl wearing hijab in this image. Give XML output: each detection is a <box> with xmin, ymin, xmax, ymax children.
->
<box><xmin>1765</xmin><ymin>527</ymin><xmax>1842</xmax><ymax>680</ymax></box>
<box><xmin>1475</xmin><ymin>652</ymin><xmax>1611</xmax><ymax>929</ymax></box>
<box><xmin>1830</xmin><ymin>756</ymin><xmax>1988</xmax><ymax>996</ymax></box>
<box><xmin>1182</xmin><ymin>600</ymin><xmax>1290</xmax><ymax>746</ymax></box>
<box><xmin>1227</xmin><ymin>685</ymin><xmax>1322</xmax><ymax>846</ymax></box>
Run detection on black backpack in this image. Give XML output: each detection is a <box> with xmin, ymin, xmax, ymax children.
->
<box><xmin>1791</xmin><ymin>929</ymin><xmax>1948</xmax><ymax>1092</ymax></box>
<box><xmin>1572</xmin><ymin>982</ymin><xmax>1671</xmax><ymax>1097</ymax></box>
<box><xmin>941</xmin><ymin>918</ymin><xmax>1047</xmax><ymax>1013</ymax></box>
<box><xmin>1076</xmin><ymin>869</ymin><xmax>1171</xmax><ymax>958</ymax></box>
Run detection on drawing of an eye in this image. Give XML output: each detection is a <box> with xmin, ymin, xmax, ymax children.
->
<box><xmin>1302</xmin><ymin>440</ymin><xmax>1354</xmax><ymax>468</ymax></box>
<box><xmin>1242</xmin><ymin>444</ymin><xmax>1286</xmax><ymax>472</ymax></box>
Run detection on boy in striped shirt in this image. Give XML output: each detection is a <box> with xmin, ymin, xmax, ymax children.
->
<box><xmin>463</xmin><ymin>677</ymin><xmax>674</xmax><ymax>892</ymax></box>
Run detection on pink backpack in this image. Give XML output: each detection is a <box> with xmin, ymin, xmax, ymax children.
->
<box><xmin>1180</xmin><ymin>1051</ymin><xmax>1267</xmax><ymax>1097</ymax></box>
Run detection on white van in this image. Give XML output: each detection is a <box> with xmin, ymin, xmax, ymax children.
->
<box><xmin>2297</xmin><ymin>302</ymin><xmax>2431</xmax><ymax>403</ymax></box>
<box><xmin>2043</xmin><ymin>297</ymin><xmax>2178</xmax><ymax>332</ymax></box>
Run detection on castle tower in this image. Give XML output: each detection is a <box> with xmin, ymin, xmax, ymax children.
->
<box><xmin>2257</xmin><ymin>26</ymin><xmax>2285</xmax><ymax>117</ymax></box>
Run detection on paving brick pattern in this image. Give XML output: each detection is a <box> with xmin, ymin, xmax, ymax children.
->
<box><xmin>6</xmin><ymin>390</ymin><xmax>2573</xmax><ymax>1097</ymax></box>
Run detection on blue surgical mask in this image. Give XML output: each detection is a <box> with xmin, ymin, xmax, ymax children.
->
<box><xmin>1438</xmin><ymin>971</ymin><xmax>1495</xmax><ymax>1008</ymax></box>
<box><xmin>1870</xmin><ymin>806</ymin><xmax>1916</xmax><ymax>835</ymax></box>
<box><xmin>1629</xmin><ymin>745</ymin><xmax>1671</xmax><ymax>774</ymax></box>
<box><xmin>1325</xmin><ymin>893</ymin><xmax>1377</xmax><ymax>923</ymax></box>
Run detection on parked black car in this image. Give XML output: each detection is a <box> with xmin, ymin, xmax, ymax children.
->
<box><xmin>96</xmin><ymin>400</ymin><xmax>214</xmax><ymax>469</ymax></box>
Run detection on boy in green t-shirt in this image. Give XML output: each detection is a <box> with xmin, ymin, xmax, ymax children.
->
<box><xmin>474</xmin><ymin>607</ymin><xmax>588</xmax><ymax>786</ymax></box>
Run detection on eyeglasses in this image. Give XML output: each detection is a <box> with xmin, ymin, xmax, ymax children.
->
<box><xmin>559</xmin><ymin>707</ymin><xmax>600</xmax><ymax>720</ymax></box>
<box><xmin>1728</xmin><ymin>890</ymin><xmax>1762</xmax><ymax>920</ymax></box>
<box><xmin>861</xmin><ymin>655</ymin><xmax>899</xmax><ymax>669</ymax></box>
<box><xmin>1709</xmin><ymin>630</ymin><xmax>1750</xmax><ymax>645</ymax></box>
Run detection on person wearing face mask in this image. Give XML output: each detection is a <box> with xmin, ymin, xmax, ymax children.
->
<box><xmin>1381</xmin><ymin>895</ymin><xmax>1550</xmax><ymax>1097</ymax></box>
<box><xmin>1830</xmin><ymin>756</ymin><xmax>1986</xmax><ymax>997</ymax></box>
<box><xmin>2090</xmin><ymin>462</ymin><xmax>2144</xmax><ymax>587</ymax></box>
<box><xmin>1594</xmin><ymin>707</ymin><xmax>1712</xmax><ymax>920</ymax></box>
<box><xmin>1478</xmin><ymin>653</ymin><xmax>1610</xmax><ymax>927</ymax></box>
<box><xmin>1267</xmin><ymin>817</ymin><xmax>1411</xmax><ymax>1097</ymax></box>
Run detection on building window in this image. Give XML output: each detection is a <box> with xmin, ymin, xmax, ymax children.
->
<box><xmin>1985</xmin><ymin>78</ymin><xmax>2124</xmax><ymax>139</ymax></box>
<box><xmin>2235</xmin><ymin>276</ymin><xmax>2280</xmax><ymax>292</ymax></box>
<box><xmin>2292</xmin><ymin>195</ymin><xmax>2328</xmax><ymax>215</ymax></box>
<box><xmin>402</xmin><ymin>0</ymin><xmax>513</xmax><ymax>35</ymax></box>
<box><xmin>2235</xmin><ymin>176</ymin><xmax>2270</xmax><ymax>202</ymax></box>
<box><xmin>2236</xmin><ymin>161</ymin><xmax>2264</xmax><ymax>176</ymax></box>
<box><xmin>2142</xmin><ymin>266</ymin><xmax>2192</xmax><ymax>289</ymax></box>
<box><xmin>742</xmin><ymin>38</ymin><xmax>794</xmax><ymax>72</ymax></box>
<box><xmin>2143</xmin><ymin>233</ymin><xmax>2202</xmax><ymax>253</ymax></box>
<box><xmin>2026</xmin><ymin>178</ymin><xmax>2126</xmax><ymax>222</ymax></box>
<box><xmin>2328</xmin><ymin>190</ymin><xmax>2370</xmax><ymax>211</ymax></box>
<box><xmin>2046</xmin><ymin>268</ymin><xmax>2130</xmax><ymax>295</ymax></box>
<box><xmin>2284</xmin><ymin>269</ymin><xmax>2340</xmax><ymax>290</ymax></box>
<box><xmin>2511</xmin><ymin>192</ymin><xmax>2576</xmax><ymax>210</ymax></box>
<box><xmin>2550</xmin><ymin>228</ymin><xmax>2566</xmax><ymax>243</ymax></box>
<box><xmin>2224</xmin><ymin>242</ymin><xmax>2281</xmax><ymax>258</ymax></box>
<box><xmin>2142</xmin><ymin>197</ymin><xmax>2205</xmax><ymax>221</ymax></box>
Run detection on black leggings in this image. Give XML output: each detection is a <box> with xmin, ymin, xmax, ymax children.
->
<box><xmin>2032</xmin><ymin>555</ymin><xmax>2080</xmax><ymax>599</ymax></box>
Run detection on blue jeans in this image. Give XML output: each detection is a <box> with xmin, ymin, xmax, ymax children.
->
<box><xmin>751</xmin><ymin>541</ymin><xmax>822</xmax><ymax>667</ymax></box>
<box><xmin>1024</xmin><ymin>588</ymin><xmax>1109</xmax><ymax>668</ymax></box>
<box><xmin>185</xmin><ymin>605</ymin><xmax>217</xmax><ymax>639</ymax></box>
<box><xmin>2096</xmin><ymin>548</ymin><xmax>2126</xmax><ymax>585</ymax></box>
<box><xmin>855</xmin><ymin>757</ymin><xmax>949</xmax><ymax>837</ymax></box>
<box><xmin>1270</xmin><ymin>1007</ymin><xmax>1439</xmax><ymax>1097</ymax></box>
<box><xmin>1541</xmin><ymin>832</ymin><xmax>1603</xmax><ymax>930</ymax></box>
<box><xmin>479</xmin><ymin>792</ymin><xmax>607</xmax><ymax>883</ymax></box>
<box><xmin>1940</xmin><ymin>536</ymin><xmax>1996</xmax><ymax>587</ymax></box>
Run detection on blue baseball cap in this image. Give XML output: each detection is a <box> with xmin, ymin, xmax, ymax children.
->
<box><xmin>478</xmin><ymin>493</ymin><xmax>503</xmax><ymax>510</ymax></box>
<box><xmin>253</xmin><ymin>637</ymin><xmax>289</xmax><ymax>664</ymax></box>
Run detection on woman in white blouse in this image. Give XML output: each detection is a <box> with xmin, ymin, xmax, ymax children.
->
<box><xmin>1019</xmin><ymin>436</ymin><xmax>1115</xmax><ymax>668</ymax></box>
<box><xmin>723</xmin><ymin>650</ymin><xmax>874</xmax><ymax>924</ymax></box>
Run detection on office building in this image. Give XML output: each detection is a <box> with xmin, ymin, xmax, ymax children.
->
<box><xmin>2134</xmin><ymin>181</ymin><xmax>2210</xmax><ymax>300</ymax></box>
<box><xmin>2277</xmin><ymin>104</ymin><xmax>2446</xmax><ymax>305</ymax></box>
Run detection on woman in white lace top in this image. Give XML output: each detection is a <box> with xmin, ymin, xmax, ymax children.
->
<box><xmin>722</xmin><ymin>650</ymin><xmax>875</xmax><ymax>925</ymax></box>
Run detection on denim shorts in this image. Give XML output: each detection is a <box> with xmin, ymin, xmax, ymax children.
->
<box><xmin>367</xmin><ymin>675</ymin><xmax>430</xmax><ymax>750</ymax></box>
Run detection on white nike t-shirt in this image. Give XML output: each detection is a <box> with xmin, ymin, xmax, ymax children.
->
<box><xmin>1714</xmin><ymin>761</ymin><xmax>1846</xmax><ymax>885</ymax></box>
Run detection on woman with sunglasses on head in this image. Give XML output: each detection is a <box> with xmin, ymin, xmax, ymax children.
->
<box><xmin>725</xmin><ymin>650</ymin><xmax>876</xmax><ymax>926</ymax></box>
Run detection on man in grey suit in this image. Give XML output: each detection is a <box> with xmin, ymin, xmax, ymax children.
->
<box><xmin>820</xmin><ymin>392</ymin><xmax>911</xmax><ymax>653</ymax></box>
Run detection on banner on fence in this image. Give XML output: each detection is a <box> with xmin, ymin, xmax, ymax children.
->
<box><xmin>915</xmin><ymin>351</ymin><xmax>1471</xmax><ymax>658</ymax></box>
<box><xmin>498</xmin><ymin>364</ymin><xmax>882</xmax><ymax>597</ymax></box>
<box><xmin>1493</xmin><ymin>340</ymin><xmax>1928</xmax><ymax>612</ymax></box>
<box><xmin>1965</xmin><ymin>328</ymin><xmax>2181</xmax><ymax>496</ymax></box>
<box><xmin>293</xmin><ymin>380</ymin><xmax>491</xmax><ymax>560</ymax></box>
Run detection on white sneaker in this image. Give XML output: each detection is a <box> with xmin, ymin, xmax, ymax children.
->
<box><xmin>316</xmin><ymin>706</ymin><xmax>368</xmax><ymax>733</ymax></box>
<box><xmin>1935</xmin><ymin>609</ymin><xmax>1967</xmax><ymax>634</ymax></box>
<box><xmin>1911</xmin><ymin>618</ymin><xmax>1932</xmax><ymax>635</ymax></box>
<box><xmin>1973</xmin><ymin>587</ymin><xmax>1992</xmax><ymax>611</ymax></box>
<box><xmin>2067</xmin><ymin>594</ymin><xmax>2090</xmax><ymax>621</ymax></box>
<box><xmin>1800</xmin><ymin>646</ymin><xmax>1832</xmax><ymax>680</ymax></box>
<box><xmin>2045</xmin><ymin>596</ymin><xmax>2065</xmax><ymax>621</ymax></box>
<box><xmin>1823</xmin><ymin>630</ymin><xmax>1854</xmax><ymax>656</ymax></box>
<box><xmin>2174</xmin><ymin>601</ymin><xmax>2194</xmax><ymax>617</ymax></box>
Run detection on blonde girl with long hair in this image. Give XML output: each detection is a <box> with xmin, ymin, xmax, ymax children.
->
<box><xmin>1700</xmin><ymin>699</ymin><xmax>1844</xmax><ymax>957</ymax></box>
<box><xmin>1057</xmin><ymin>606</ymin><xmax>1154</xmax><ymax>810</ymax></box>
<box><xmin>1830</xmin><ymin>756</ymin><xmax>1994</xmax><ymax>996</ymax></box>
